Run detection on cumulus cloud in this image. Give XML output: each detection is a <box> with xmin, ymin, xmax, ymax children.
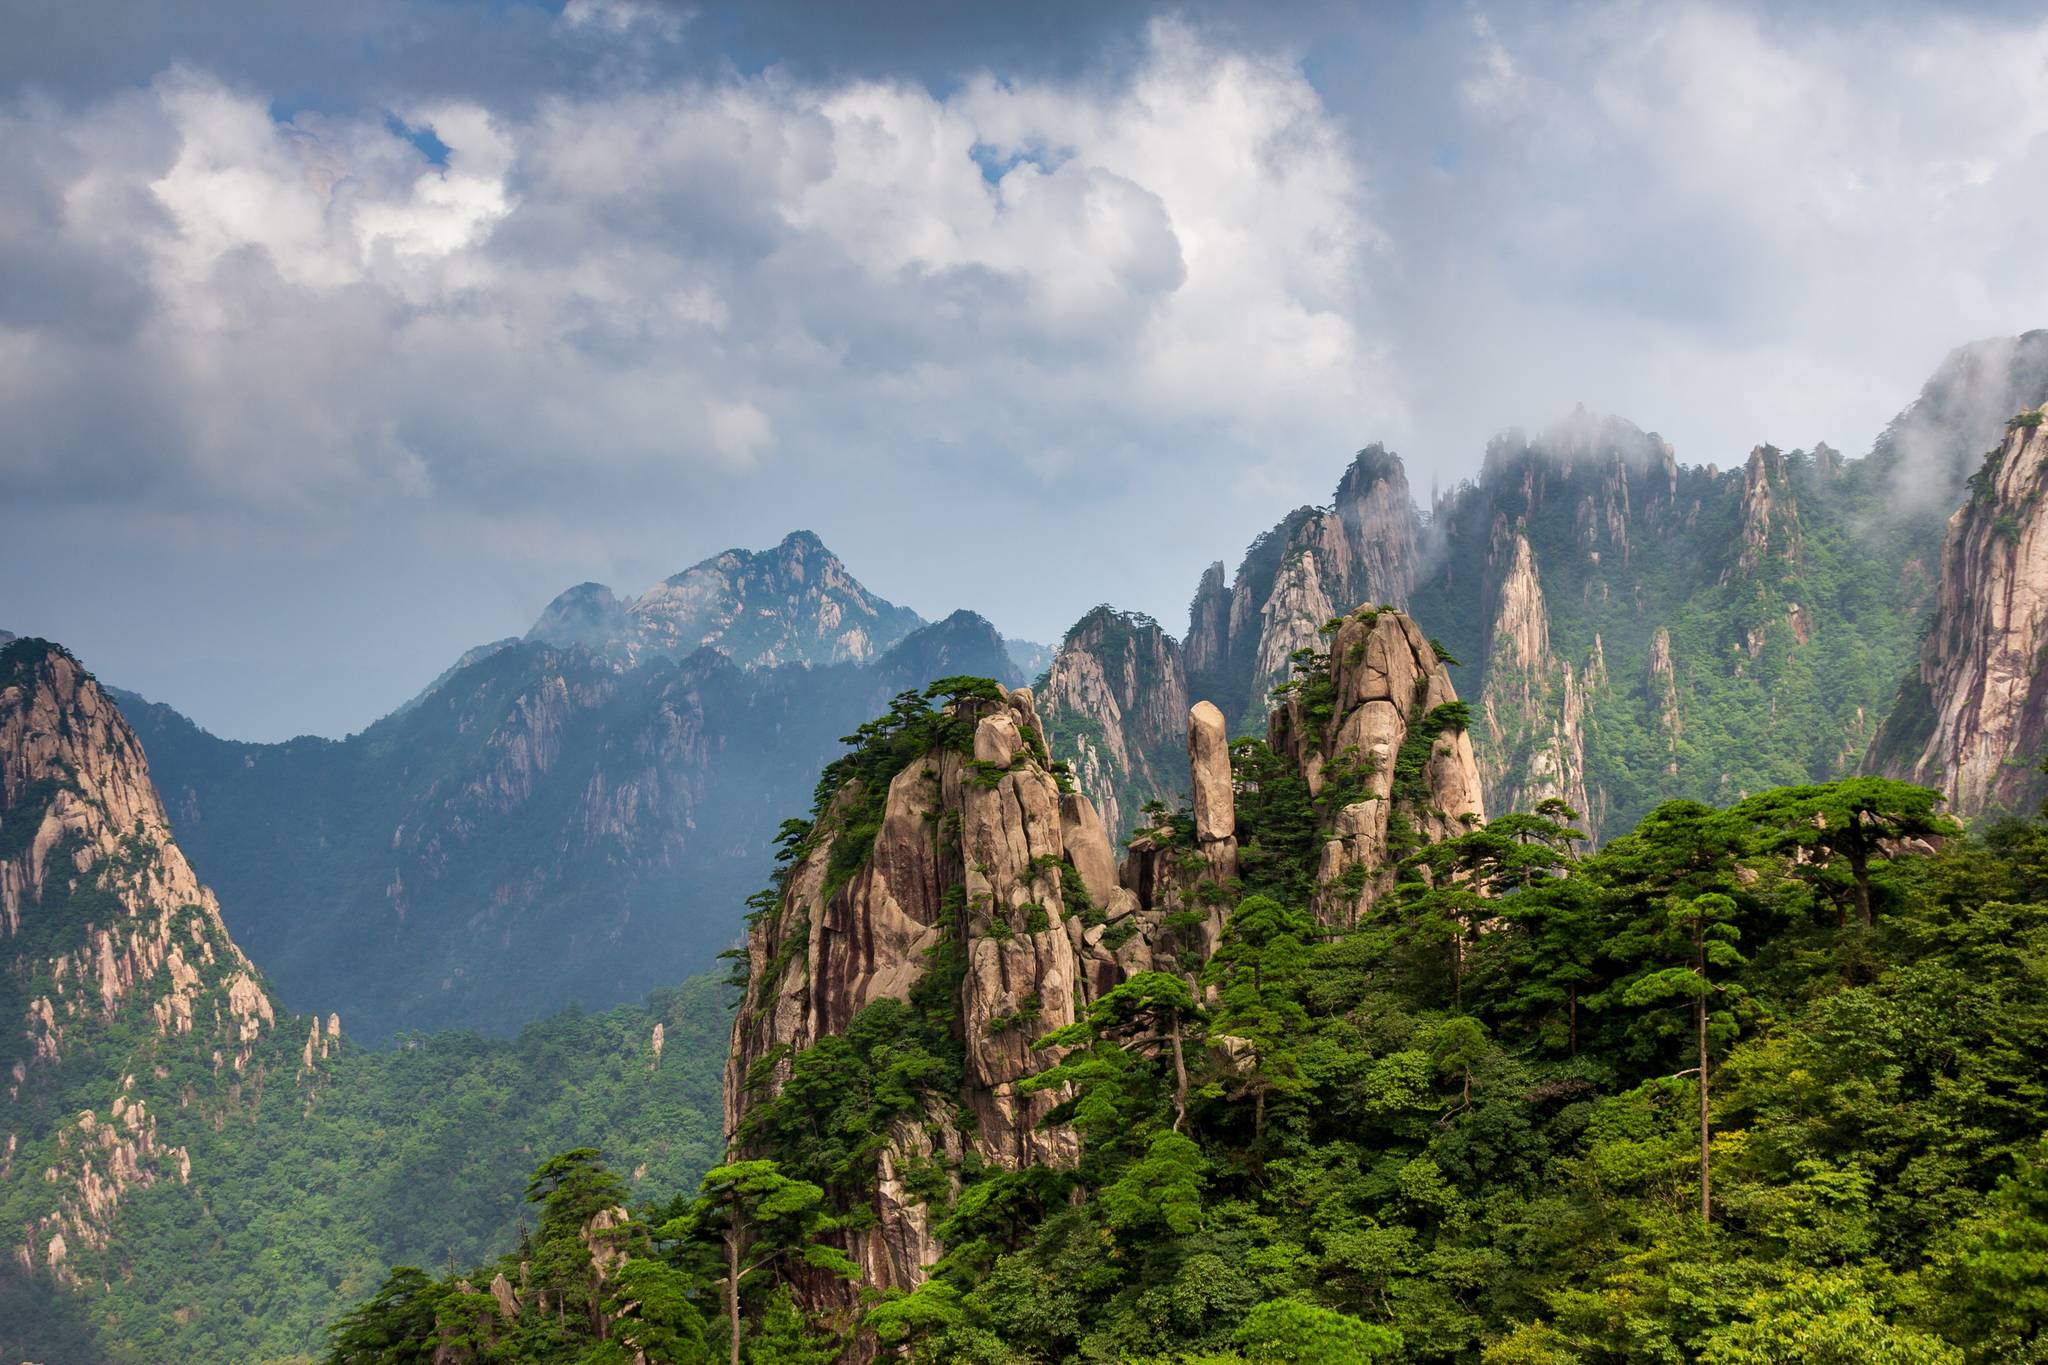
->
<box><xmin>0</xmin><ymin>19</ymin><xmax>1380</xmax><ymax>533</ymax></box>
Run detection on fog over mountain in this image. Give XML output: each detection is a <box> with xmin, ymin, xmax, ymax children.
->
<box><xmin>8</xmin><ymin>1</ymin><xmax>2048</xmax><ymax>739</ymax></box>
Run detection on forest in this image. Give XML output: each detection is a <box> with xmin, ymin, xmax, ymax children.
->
<box><xmin>0</xmin><ymin>974</ymin><xmax>731</xmax><ymax>1365</ymax></box>
<box><xmin>323</xmin><ymin>690</ymin><xmax>2048</xmax><ymax>1363</ymax></box>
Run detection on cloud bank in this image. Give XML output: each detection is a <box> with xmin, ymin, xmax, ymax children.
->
<box><xmin>6</xmin><ymin>1</ymin><xmax>2048</xmax><ymax>739</ymax></box>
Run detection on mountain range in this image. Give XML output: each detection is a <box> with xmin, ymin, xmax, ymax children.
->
<box><xmin>116</xmin><ymin>539</ymin><xmax>1047</xmax><ymax>1043</ymax></box>
<box><xmin>13</xmin><ymin>330</ymin><xmax>2048</xmax><ymax>1361</ymax></box>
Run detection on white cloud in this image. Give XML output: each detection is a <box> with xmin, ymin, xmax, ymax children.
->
<box><xmin>1384</xmin><ymin>1</ymin><xmax>2048</xmax><ymax>474</ymax></box>
<box><xmin>562</xmin><ymin>0</ymin><xmax>686</xmax><ymax>41</ymax></box>
<box><xmin>0</xmin><ymin>19</ymin><xmax>1381</xmax><ymax>527</ymax></box>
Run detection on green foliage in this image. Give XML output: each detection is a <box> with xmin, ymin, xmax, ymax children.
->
<box><xmin>320</xmin><ymin>1149</ymin><xmax>722</xmax><ymax>1365</ymax></box>
<box><xmin>1235</xmin><ymin>1298</ymin><xmax>1402</xmax><ymax>1362</ymax></box>
<box><xmin>808</xmin><ymin>678</ymin><xmax>1003</xmax><ymax>900</ymax></box>
<box><xmin>712</xmin><ymin>783</ymin><xmax>2048</xmax><ymax>1363</ymax></box>
<box><xmin>1</xmin><ymin>968</ymin><xmax>732</xmax><ymax>1365</ymax></box>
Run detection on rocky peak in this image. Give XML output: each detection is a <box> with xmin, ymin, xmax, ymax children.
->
<box><xmin>728</xmin><ymin>682</ymin><xmax>1134</xmax><ymax>1316</ymax></box>
<box><xmin>1038</xmin><ymin>608</ymin><xmax>1190</xmax><ymax>839</ymax></box>
<box><xmin>525</xmin><ymin>583</ymin><xmax>630</xmax><ymax>653</ymax></box>
<box><xmin>872</xmin><ymin>611</ymin><xmax>1024</xmax><ymax>693</ymax></box>
<box><xmin>1868</xmin><ymin>413</ymin><xmax>2048</xmax><ymax>817</ymax></box>
<box><xmin>1332</xmin><ymin>443</ymin><xmax>1421</xmax><ymax>608</ymax></box>
<box><xmin>1265</xmin><ymin>606</ymin><xmax>1488</xmax><ymax>924</ymax></box>
<box><xmin>1184</xmin><ymin>563</ymin><xmax>1230</xmax><ymax>677</ymax></box>
<box><xmin>1727</xmin><ymin>445</ymin><xmax>1804</xmax><ymax>581</ymax></box>
<box><xmin>730</xmin><ymin>620</ymin><xmax>1483</xmax><ymax>1332</ymax></box>
<box><xmin>1473</xmin><ymin>535</ymin><xmax>1597</xmax><ymax>838</ymax></box>
<box><xmin>1182</xmin><ymin>447</ymin><xmax>1423</xmax><ymax>730</ymax></box>
<box><xmin>526</xmin><ymin>531</ymin><xmax>926</xmax><ymax>670</ymax></box>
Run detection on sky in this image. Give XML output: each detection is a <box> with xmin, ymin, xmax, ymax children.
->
<box><xmin>6</xmin><ymin>0</ymin><xmax>2048</xmax><ymax>741</ymax></box>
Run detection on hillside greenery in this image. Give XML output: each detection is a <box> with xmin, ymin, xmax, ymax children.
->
<box><xmin>325</xmin><ymin>725</ymin><xmax>2048</xmax><ymax>1361</ymax></box>
<box><xmin>1415</xmin><ymin>442</ymin><xmax>1935</xmax><ymax>837</ymax></box>
<box><xmin>1</xmin><ymin>949</ymin><xmax>732</xmax><ymax>1365</ymax></box>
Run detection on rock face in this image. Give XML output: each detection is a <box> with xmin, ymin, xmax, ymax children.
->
<box><xmin>527</xmin><ymin>529</ymin><xmax>925</xmax><ymax>669</ymax></box>
<box><xmin>1868</xmin><ymin>414</ymin><xmax>2048</xmax><ymax>817</ymax></box>
<box><xmin>1474</xmin><ymin>533</ymin><xmax>1599</xmax><ymax>837</ymax></box>
<box><xmin>0</xmin><ymin>638</ymin><xmax>278</xmax><ymax>1283</ymax></box>
<box><xmin>728</xmin><ymin>687</ymin><xmax>1123</xmax><ymax>1320</ymax></box>
<box><xmin>729</xmin><ymin>622</ymin><xmax>1485</xmax><ymax>1342</ymax></box>
<box><xmin>1039</xmin><ymin>608</ymin><xmax>1191</xmax><ymax>840</ymax></box>
<box><xmin>1187</xmin><ymin>702</ymin><xmax>1234</xmax><ymax>842</ymax></box>
<box><xmin>1727</xmin><ymin>445</ymin><xmax>1805</xmax><ymax>583</ymax></box>
<box><xmin>1267</xmin><ymin>607</ymin><xmax>1488</xmax><ymax>924</ymax></box>
<box><xmin>1183</xmin><ymin>445</ymin><xmax>1421</xmax><ymax>731</ymax></box>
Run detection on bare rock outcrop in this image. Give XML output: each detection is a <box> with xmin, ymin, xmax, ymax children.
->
<box><xmin>1648</xmin><ymin>627</ymin><xmax>1682</xmax><ymax>777</ymax></box>
<box><xmin>1726</xmin><ymin>445</ymin><xmax>1805</xmax><ymax>583</ymax></box>
<box><xmin>728</xmin><ymin>686</ymin><xmax>1129</xmax><ymax>1319</ymax></box>
<box><xmin>1188</xmin><ymin>702</ymin><xmax>1235</xmax><ymax>842</ymax></box>
<box><xmin>729</xmin><ymin>615</ymin><xmax>1482</xmax><ymax>1342</ymax></box>
<box><xmin>1038</xmin><ymin>608</ymin><xmax>1190</xmax><ymax>840</ymax></box>
<box><xmin>1868</xmin><ymin>414</ymin><xmax>2048</xmax><ymax>816</ymax></box>
<box><xmin>1474</xmin><ymin>534</ymin><xmax>1597</xmax><ymax>837</ymax></box>
<box><xmin>1267</xmin><ymin>606</ymin><xmax>1487</xmax><ymax>925</ymax></box>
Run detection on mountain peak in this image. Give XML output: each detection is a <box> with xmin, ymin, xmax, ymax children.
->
<box><xmin>524</xmin><ymin>532</ymin><xmax>924</xmax><ymax>670</ymax></box>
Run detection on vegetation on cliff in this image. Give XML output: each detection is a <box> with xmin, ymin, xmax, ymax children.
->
<box><xmin>325</xmin><ymin>660</ymin><xmax>2048</xmax><ymax>1363</ymax></box>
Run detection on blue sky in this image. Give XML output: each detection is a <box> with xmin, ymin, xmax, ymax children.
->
<box><xmin>5</xmin><ymin>0</ymin><xmax>2048</xmax><ymax>739</ymax></box>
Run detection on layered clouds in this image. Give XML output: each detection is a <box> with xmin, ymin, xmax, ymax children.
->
<box><xmin>7</xmin><ymin>1</ymin><xmax>2048</xmax><ymax>737</ymax></box>
<box><xmin>0</xmin><ymin>21</ymin><xmax>1377</xmax><ymax>523</ymax></box>
<box><xmin>1388</xmin><ymin>2</ymin><xmax>2048</xmax><ymax>468</ymax></box>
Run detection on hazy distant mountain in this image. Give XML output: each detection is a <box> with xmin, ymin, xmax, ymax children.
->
<box><xmin>127</xmin><ymin>539</ymin><xmax>1020</xmax><ymax>1043</ymax></box>
<box><xmin>526</xmin><ymin>529</ymin><xmax>925</xmax><ymax>668</ymax></box>
<box><xmin>1005</xmin><ymin>636</ymin><xmax>1054</xmax><ymax>681</ymax></box>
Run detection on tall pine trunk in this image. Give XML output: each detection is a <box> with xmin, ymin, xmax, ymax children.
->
<box><xmin>727</xmin><ymin>1227</ymin><xmax>742</xmax><ymax>1365</ymax></box>
<box><xmin>1696</xmin><ymin>923</ymin><xmax>1711</xmax><ymax>1225</ymax></box>
<box><xmin>1170</xmin><ymin>1007</ymin><xmax>1189</xmax><ymax>1133</ymax></box>
<box><xmin>1697</xmin><ymin>987</ymin><xmax>1711</xmax><ymax>1225</ymax></box>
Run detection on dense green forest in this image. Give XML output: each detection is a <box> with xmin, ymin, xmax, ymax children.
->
<box><xmin>0</xmin><ymin>973</ymin><xmax>730</xmax><ymax>1365</ymax></box>
<box><xmin>325</xmin><ymin>690</ymin><xmax>2048</xmax><ymax>1361</ymax></box>
<box><xmin>1411</xmin><ymin>439</ymin><xmax>1935</xmax><ymax>838</ymax></box>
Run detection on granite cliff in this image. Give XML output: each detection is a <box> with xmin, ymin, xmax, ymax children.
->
<box><xmin>1868</xmin><ymin>411</ymin><xmax>2048</xmax><ymax>817</ymax></box>
<box><xmin>726</xmin><ymin>607</ymin><xmax>1484</xmax><ymax>1350</ymax></box>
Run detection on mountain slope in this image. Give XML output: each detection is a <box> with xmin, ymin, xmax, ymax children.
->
<box><xmin>526</xmin><ymin>530</ymin><xmax>925</xmax><ymax>668</ymax></box>
<box><xmin>126</xmin><ymin>609</ymin><xmax>1021</xmax><ymax>1042</ymax></box>
<box><xmin>1868</xmin><ymin>409</ymin><xmax>2048</xmax><ymax>817</ymax></box>
<box><xmin>1</xmin><ymin>637</ymin><xmax>733</xmax><ymax>1364</ymax></box>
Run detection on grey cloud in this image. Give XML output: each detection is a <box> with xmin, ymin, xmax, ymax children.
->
<box><xmin>8</xmin><ymin>0</ymin><xmax>2048</xmax><ymax>743</ymax></box>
